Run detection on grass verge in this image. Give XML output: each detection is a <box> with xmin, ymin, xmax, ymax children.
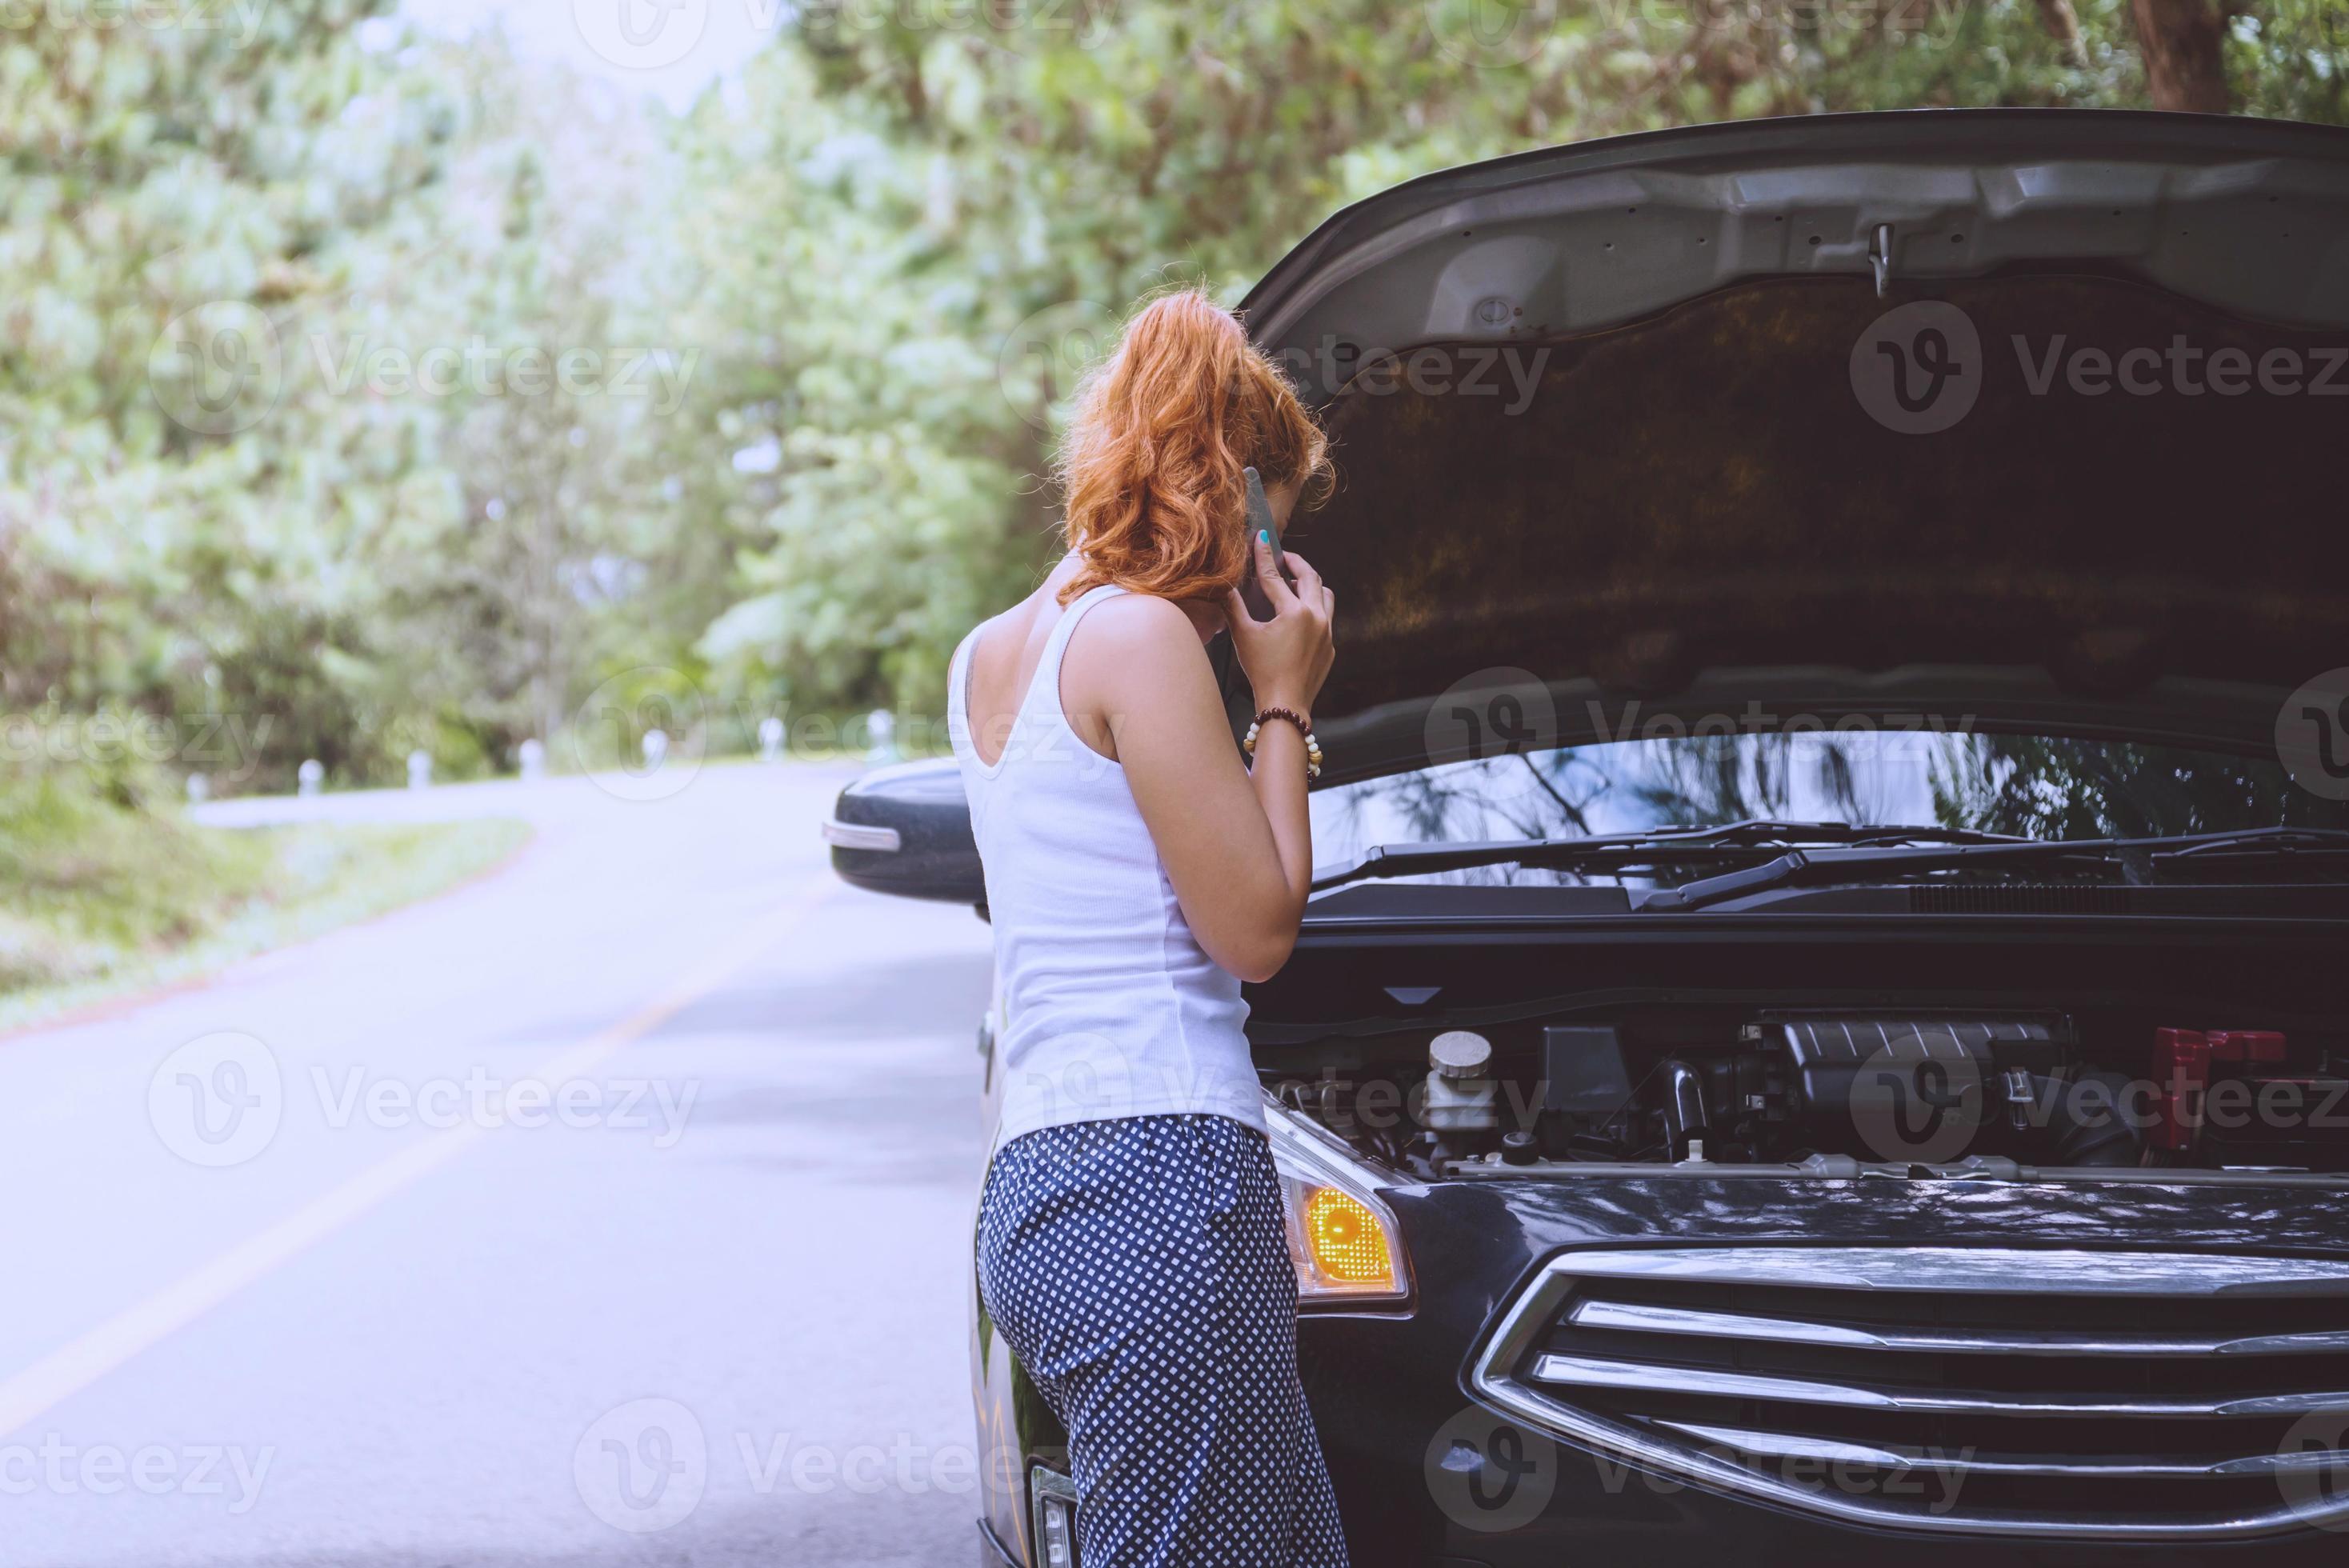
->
<box><xmin>0</xmin><ymin>778</ymin><xmax>530</xmax><ymax>1034</ymax></box>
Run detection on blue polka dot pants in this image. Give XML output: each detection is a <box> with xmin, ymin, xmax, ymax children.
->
<box><xmin>977</xmin><ymin>1114</ymin><xmax>1350</xmax><ymax>1568</ymax></box>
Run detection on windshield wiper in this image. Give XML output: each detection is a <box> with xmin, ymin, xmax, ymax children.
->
<box><xmin>1629</xmin><ymin>818</ymin><xmax>2037</xmax><ymax>848</ymax></box>
<box><xmin>1647</xmin><ymin>826</ymin><xmax>2349</xmax><ymax>911</ymax></box>
<box><xmin>1311</xmin><ymin>825</ymin><xmax>2349</xmax><ymax>902</ymax></box>
<box><xmin>1309</xmin><ymin>821</ymin><xmax>2037</xmax><ymax>894</ymax></box>
<box><xmin>2154</xmin><ymin>826</ymin><xmax>2349</xmax><ymax>860</ymax></box>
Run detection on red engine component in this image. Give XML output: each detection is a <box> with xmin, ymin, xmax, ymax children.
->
<box><xmin>2151</xmin><ymin>1028</ymin><xmax>2212</xmax><ymax>1154</ymax></box>
<box><xmin>2207</xmin><ymin>1030</ymin><xmax>2288</xmax><ymax>1065</ymax></box>
<box><xmin>2151</xmin><ymin>1028</ymin><xmax>2297</xmax><ymax>1158</ymax></box>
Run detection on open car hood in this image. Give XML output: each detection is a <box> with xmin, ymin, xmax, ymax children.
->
<box><xmin>1235</xmin><ymin>111</ymin><xmax>2349</xmax><ymax>776</ymax></box>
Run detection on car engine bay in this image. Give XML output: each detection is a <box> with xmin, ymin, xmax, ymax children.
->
<box><xmin>1268</xmin><ymin>1002</ymin><xmax>2349</xmax><ymax>1182</ymax></box>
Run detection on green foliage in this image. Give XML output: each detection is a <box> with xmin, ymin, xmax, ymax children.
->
<box><xmin>0</xmin><ymin>734</ymin><xmax>270</xmax><ymax>986</ymax></box>
<box><xmin>1930</xmin><ymin>734</ymin><xmax>2349</xmax><ymax>840</ymax></box>
<box><xmin>0</xmin><ymin>725</ymin><xmax>521</xmax><ymax>1013</ymax></box>
<box><xmin>674</xmin><ymin>0</ymin><xmax>2347</xmax><ymax>720</ymax></box>
<box><xmin>2231</xmin><ymin>0</ymin><xmax>2349</xmax><ymax>123</ymax></box>
<box><xmin>4</xmin><ymin>0</ymin><xmax>2344</xmax><ymax>785</ymax></box>
<box><xmin>0</xmin><ymin>731</ymin><xmax>526</xmax><ymax>1012</ymax></box>
<box><xmin>3</xmin><ymin>6</ymin><xmax>698</xmax><ymax>788</ymax></box>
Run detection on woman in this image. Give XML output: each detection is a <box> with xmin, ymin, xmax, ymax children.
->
<box><xmin>950</xmin><ymin>287</ymin><xmax>1346</xmax><ymax>1567</ymax></box>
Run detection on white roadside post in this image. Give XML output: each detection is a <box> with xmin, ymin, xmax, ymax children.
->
<box><xmin>866</xmin><ymin>709</ymin><xmax>900</xmax><ymax>766</ymax></box>
<box><xmin>407</xmin><ymin>750</ymin><xmax>433</xmax><ymax>790</ymax></box>
<box><xmin>758</xmin><ymin>715</ymin><xmax>785</xmax><ymax>763</ymax></box>
<box><xmin>518</xmin><ymin>738</ymin><xmax>546</xmax><ymax>782</ymax></box>
<box><xmin>297</xmin><ymin>759</ymin><xmax>324</xmax><ymax>798</ymax></box>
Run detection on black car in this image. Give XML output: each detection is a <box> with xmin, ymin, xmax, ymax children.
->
<box><xmin>825</xmin><ymin>109</ymin><xmax>2349</xmax><ymax>1566</ymax></box>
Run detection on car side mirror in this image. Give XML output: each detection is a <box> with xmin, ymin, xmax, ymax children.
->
<box><xmin>821</xmin><ymin>757</ymin><xmax>985</xmax><ymax>909</ymax></box>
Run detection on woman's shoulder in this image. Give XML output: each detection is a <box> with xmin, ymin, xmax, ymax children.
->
<box><xmin>1060</xmin><ymin>591</ymin><xmax>1216</xmax><ymax>726</ymax></box>
<box><xmin>1081</xmin><ymin>587</ymin><xmax>1191</xmax><ymax>633</ymax></box>
<box><xmin>1068</xmin><ymin>590</ymin><xmax>1206</xmax><ymax>668</ymax></box>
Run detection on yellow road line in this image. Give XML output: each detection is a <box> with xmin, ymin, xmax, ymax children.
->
<box><xmin>0</xmin><ymin>883</ymin><xmax>836</xmax><ymax>1441</ymax></box>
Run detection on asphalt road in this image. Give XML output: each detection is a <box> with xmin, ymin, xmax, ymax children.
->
<box><xmin>0</xmin><ymin>763</ymin><xmax>996</xmax><ymax>1567</ymax></box>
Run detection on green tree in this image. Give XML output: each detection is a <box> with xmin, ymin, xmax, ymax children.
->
<box><xmin>671</xmin><ymin>0</ymin><xmax>2349</xmax><ymax>724</ymax></box>
<box><xmin>7</xmin><ymin>0</ymin><xmax>2345</xmax><ymax>790</ymax></box>
<box><xmin>2</xmin><ymin>10</ymin><xmax>694</xmax><ymax>786</ymax></box>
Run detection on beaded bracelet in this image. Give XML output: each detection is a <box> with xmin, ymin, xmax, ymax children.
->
<box><xmin>1243</xmin><ymin>707</ymin><xmax>1323</xmax><ymax>781</ymax></box>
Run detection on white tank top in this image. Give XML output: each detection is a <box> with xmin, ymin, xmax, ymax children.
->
<box><xmin>948</xmin><ymin>584</ymin><xmax>1263</xmax><ymax>1148</ymax></box>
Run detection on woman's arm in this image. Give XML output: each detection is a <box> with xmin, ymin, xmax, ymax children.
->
<box><xmin>1065</xmin><ymin>537</ymin><xmax>1335</xmax><ymax>983</ymax></box>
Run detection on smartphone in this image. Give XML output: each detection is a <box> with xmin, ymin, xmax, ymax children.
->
<box><xmin>1237</xmin><ymin>466</ymin><xmax>1295</xmax><ymax>622</ymax></box>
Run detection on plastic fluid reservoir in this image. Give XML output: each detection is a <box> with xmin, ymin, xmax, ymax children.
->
<box><xmin>1425</xmin><ymin>1030</ymin><xmax>1499</xmax><ymax>1134</ymax></box>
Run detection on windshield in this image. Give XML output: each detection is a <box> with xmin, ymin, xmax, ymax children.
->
<box><xmin>1311</xmin><ymin>730</ymin><xmax>2349</xmax><ymax>884</ymax></box>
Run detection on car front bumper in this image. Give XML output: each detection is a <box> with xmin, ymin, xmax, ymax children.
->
<box><xmin>1298</xmin><ymin>1173</ymin><xmax>2349</xmax><ymax>1568</ymax></box>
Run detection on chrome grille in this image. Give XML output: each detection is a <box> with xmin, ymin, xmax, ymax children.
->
<box><xmin>1469</xmin><ymin>1248</ymin><xmax>2349</xmax><ymax>1540</ymax></box>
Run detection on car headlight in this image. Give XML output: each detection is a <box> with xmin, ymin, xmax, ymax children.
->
<box><xmin>1264</xmin><ymin>1095</ymin><xmax>1412</xmax><ymax>1305</ymax></box>
<box><xmin>1030</xmin><ymin>1466</ymin><xmax>1078</xmax><ymax>1568</ymax></box>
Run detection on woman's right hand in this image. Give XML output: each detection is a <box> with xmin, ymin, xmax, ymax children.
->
<box><xmin>1222</xmin><ymin>534</ymin><xmax>1335</xmax><ymax>715</ymax></box>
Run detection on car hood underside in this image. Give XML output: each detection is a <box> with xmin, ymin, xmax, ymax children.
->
<box><xmin>1291</xmin><ymin>271</ymin><xmax>2347</xmax><ymax>732</ymax></box>
<box><xmin>1236</xmin><ymin>112</ymin><xmax>2349</xmax><ymax>767</ymax></box>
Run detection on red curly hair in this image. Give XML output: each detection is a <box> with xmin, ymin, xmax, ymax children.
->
<box><xmin>1054</xmin><ymin>289</ymin><xmax>1333</xmax><ymax>606</ymax></box>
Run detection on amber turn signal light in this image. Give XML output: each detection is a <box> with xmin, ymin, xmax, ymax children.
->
<box><xmin>1304</xmin><ymin>1186</ymin><xmax>1395</xmax><ymax>1286</ymax></box>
